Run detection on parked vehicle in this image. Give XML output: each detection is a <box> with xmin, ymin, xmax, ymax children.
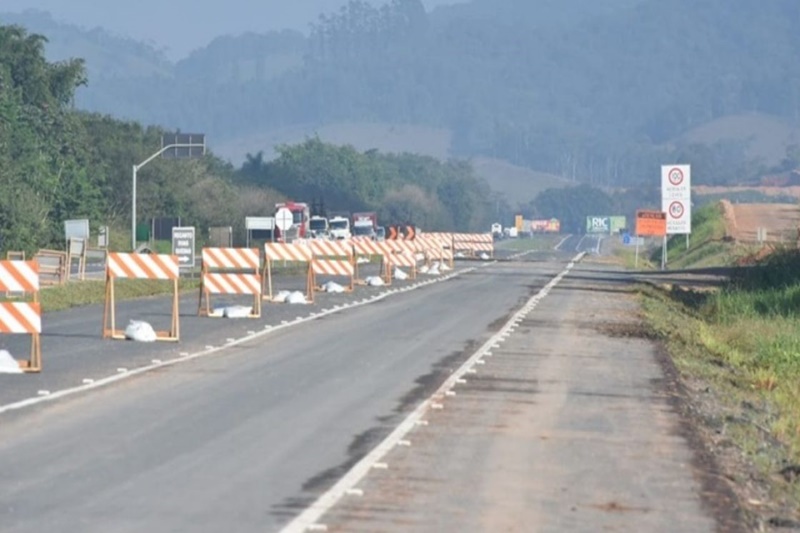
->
<box><xmin>352</xmin><ymin>211</ymin><xmax>378</xmax><ymax>239</ymax></box>
<box><xmin>275</xmin><ymin>201</ymin><xmax>310</xmax><ymax>240</ymax></box>
<box><xmin>329</xmin><ymin>216</ymin><xmax>351</xmax><ymax>240</ymax></box>
<box><xmin>309</xmin><ymin>216</ymin><xmax>330</xmax><ymax>239</ymax></box>
<box><xmin>375</xmin><ymin>226</ymin><xmax>386</xmax><ymax>241</ymax></box>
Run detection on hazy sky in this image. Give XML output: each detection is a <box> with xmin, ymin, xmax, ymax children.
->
<box><xmin>1</xmin><ymin>0</ymin><xmax>462</xmax><ymax>59</ymax></box>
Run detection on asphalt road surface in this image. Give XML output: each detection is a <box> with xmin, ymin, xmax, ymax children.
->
<box><xmin>0</xmin><ymin>247</ymin><xmax>737</xmax><ymax>532</ymax></box>
<box><xmin>556</xmin><ymin>234</ymin><xmax>605</xmax><ymax>255</ymax></box>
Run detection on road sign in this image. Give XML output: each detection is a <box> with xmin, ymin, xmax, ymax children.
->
<box><xmin>171</xmin><ymin>226</ymin><xmax>195</xmax><ymax>269</ymax></box>
<box><xmin>635</xmin><ymin>210</ymin><xmax>667</xmax><ymax>237</ymax></box>
<box><xmin>661</xmin><ymin>164</ymin><xmax>691</xmax><ymax>234</ymax></box>
<box><xmin>245</xmin><ymin>217</ymin><xmax>275</xmax><ymax>231</ymax></box>
<box><xmin>275</xmin><ymin>208</ymin><xmax>294</xmax><ymax>232</ymax></box>
<box><xmin>586</xmin><ymin>216</ymin><xmax>610</xmax><ymax>234</ymax></box>
<box><xmin>64</xmin><ymin>219</ymin><xmax>90</xmax><ymax>242</ymax></box>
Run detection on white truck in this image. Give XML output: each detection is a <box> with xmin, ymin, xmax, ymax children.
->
<box><xmin>329</xmin><ymin>216</ymin><xmax>351</xmax><ymax>240</ymax></box>
<box><xmin>309</xmin><ymin>216</ymin><xmax>330</xmax><ymax>239</ymax></box>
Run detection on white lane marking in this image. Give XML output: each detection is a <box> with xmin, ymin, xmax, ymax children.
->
<box><xmin>575</xmin><ymin>235</ymin><xmax>587</xmax><ymax>252</ymax></box>
<box><xmin>594</xmin><ymin>236</ymin><xmax>604</xmax><ymax>255</ymax></box>
<box><xmin>277</xmin><ymin>251</ymin><xmax>587</xmax><ymax>533</ymax></box>
<box><xmin>554</xmin><ymin>235</ymin><xmax>571</xmax><ymax>251</ymax></box>
<box><xmin>0</xmin><ymin>262</ymin><xmax>495</xmax><ymax>416</ymax></box>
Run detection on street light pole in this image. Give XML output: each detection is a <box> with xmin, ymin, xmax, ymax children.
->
<box><xmin>131</xmin><ymin>142</ymin><xmax>204</xmax><ymax>251</ymax></box>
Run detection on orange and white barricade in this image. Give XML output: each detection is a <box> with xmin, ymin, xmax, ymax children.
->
<box><xmin>453</xmin><ymin>233</ymin><xmax>494</xmax><ymax>259</ymax></box>
<box><xmin>426</xmin><ymin>233</ymin><xmax>455</xmax><ymax>268</ymax></box>
<box><xmin>263</xmin><ymin>242</ymin><xmax>314</xmax><ymax>303</ymax></box>
<box><xmin>351</xmin><ymin>237</ymin><xmax>391</xmax><ymax>285</ymax></box>
<box><xmin>103</xmin><ymin>253</ymin><xmax>180</xmax><ymax>341</ymax></box>
<box><xmin>198</xmin><ymin>248</ymin><xmax>262</xmax><ymax>318</ymax></box>
<box><xmin>380</xmin><ymin>240</ymin><xmax>418</xmax><ymax>279</ymax></box>
<box><xmin>0</xmin><ymin>260</ymin><xmax>42</xmax><ymax>372</ymax></box>
<box><xmin>309</xmin><ymin>240</ymin><xmax>355</xmax><ymax>292</ymax></box>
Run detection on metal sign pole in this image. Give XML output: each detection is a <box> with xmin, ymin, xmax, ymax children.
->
<box><xmin>661</xmin><ymin>236</ymin><xmax>667</xmax><ymax>270</ymax></box>
<box><xmin>635</xmin><ymin>237</ymin><xmax>640</xmax><ymax>269</ymax></box>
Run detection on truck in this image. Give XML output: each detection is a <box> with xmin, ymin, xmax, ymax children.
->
<box><xmin>351</xmin><ymin>212</ymin><xmax>378</xmax><ymax>239</ymax></box>
<box><xmin>274</xmin><ymin>201</ymin><xmax>310</xmax><ymax>241</ymax></box>
<box><xmin>328</xmin><ymin>216</ymin><xmax>351</xmax><ymax>240</ymax></box>
<box><xmin>309</xmin><ymin>216</ymin><xmax>330</xmax><ymax>239</ymax></box>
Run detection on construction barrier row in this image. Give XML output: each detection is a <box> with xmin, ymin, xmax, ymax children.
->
<box><xmin>2</xmin><ymin>232</ymin><xmax>492</xmax><ymax>372</ymax></box>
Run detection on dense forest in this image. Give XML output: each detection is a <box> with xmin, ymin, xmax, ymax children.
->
<box><xmin>0</xmin><ymin>24</ymin><xmax>498</xmax><ymax>254</ymax></box>
<box><xmin>4</xmin><ymin>0</ymin><xmax>800</xmax><ymax>188</ymax></box>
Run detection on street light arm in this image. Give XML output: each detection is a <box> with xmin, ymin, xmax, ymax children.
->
<box><xmin>135</xmin><ymin>143</ymin><xmax>202</xmax><ymax>171</ymax></box>
<box><xmin>131</xmin><ymin>142</ymin><xmax>205</xmax><ymax>251</ymax></box>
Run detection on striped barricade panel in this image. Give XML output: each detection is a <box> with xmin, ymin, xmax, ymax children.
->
<box><xmin>0</xmin><ymin>260</ymin><xmax>39</xmax><ymax>292</ymax></box>
<box><xmin>263</xmin><ymin>243</ymin><xmax>314</xmax><ymax>303</ymax></box>
<box><xmin>104</xmin><ymin>253</ymin><xmax>180</xmax><ymax>341</ymax></box>
<box><xmin>107</xmin><ymin>253</ymin><xmax>179</xmax><ymax>280</ymax></box>
<box><xmin>202</xmin><ymin>248</ymin><xmax>260</xmax><ymax>271</ymax></box>
<box><xmin>0</xmin><ymin>261</ymin><xmax>43</xmax><ymax>372</ymax></box>
<box><xmin>264</xmin><ymin>243</ymin><xmax>313</xmax><ymax>263</ymax></box>
<box><xmin>203</xmin><ymin>273</ymin><xmax>262</xmax><ymax>295</ymax></box>
<box><xmin>312</xmin><ymin>260</ymin><xmax>355</xmax><ymax>277</ymax></box>
<box><xmin>379</xmin><ymin>242</ymin><xmax>417</xmax><ymax>268</ymax></box>
<box><xmin>308</xmin><ymin>240</ymin><xmax>353</xmax><ymax>258</ymax></box>
<box><xmin>0</xmin><ymin>302</ymin><xmax>41</xmax><ymax>333</ymax></box>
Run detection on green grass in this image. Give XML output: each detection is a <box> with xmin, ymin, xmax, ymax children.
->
<box><xmin>641</xmin><ymin>248</ymin><xmax>800</xmax><ymax>507</ymax></box>
<box><xmin>0</xmin><ymin>278</ymin><xmax>203</xmax><ymax>312</ymax></box>
<box><xmin>649</xmin><ymin>202</ymin><xmax>736</xmax><ymax>268</ymax></box>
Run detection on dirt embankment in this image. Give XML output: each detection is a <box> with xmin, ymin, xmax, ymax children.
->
<box><xmin>720</xmin><ymin>201</ymin><xmax>799</xmax><ymax>245</ymax></box>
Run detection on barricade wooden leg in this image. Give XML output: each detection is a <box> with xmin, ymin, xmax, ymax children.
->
<box><xmin>171</xmin><ymin>279</ymin><xmax>180</xmax><ymax>340</ymax></box>
<box><xmin>103</xmin><ymin>277</ymin><xmax>114</xmax><ymax>339</ymax></box>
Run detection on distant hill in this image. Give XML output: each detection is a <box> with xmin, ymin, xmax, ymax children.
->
<box><xmin>0</xmin><ymin>10</ymin><xmax>170</xmax><ymax>79</ymax></box>
<box><xmin>674</xmin><ymin>113</ymin><xmax>800</xmax><ymax>167</ymax></box>
<box><xmin>5</xmin><ymin>0</ymin><xmax>800</xmax><ymax>190</ymax></box>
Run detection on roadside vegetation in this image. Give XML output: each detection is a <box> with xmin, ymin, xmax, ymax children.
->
<box><xmin>649</xmin><ymin>202</ymin><xmax>736</xmax><ymax>269</ymax></box>
<box><xmin>632</xmin><ymin>203</ymin><xmax>800</xmax><ymax>521</ymax></box>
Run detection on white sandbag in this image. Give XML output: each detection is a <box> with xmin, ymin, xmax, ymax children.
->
<box><xmin>323</xmin><ymin>281</ymin><xmax>345</xmax><ymax>293</ymax></box>
<box><xmin>439</xmin><ymin>262</ymin><xmax>452</xmax><ymax>271</ymax></box>
<box><xmin>366</xmin><ymin>276</ymin><xmax>385</xmax><ymax>286</ymax></box>
<box><xmin>223</xmin><ymin>305</ymin><xmax>253</xmax><ymax>318</ymax></box>
<box><xmin>415</xmin><ymin>253</ymin><xmax>426</xmax><ymax>261</ymax></box>
<box><xmin>0</xmin><ymin>350</ymin><xmax>22</xmax><ymax>374</ymax></box>
<box><xmin>426</xmin><ymin>265</ymin><xmax>441</xmax><ymax>276</ymax></box>
<box><xmin>357</xmin><ymin>257</ymin><xmax>370</xmax><ymax>265</ymax></box>
<box><xmin>480</xmin><ymin>252</ymin><xmax>490</xmax><ymax>260</ymax></box>
<box><xmin>418</xmin><ymin>264</ymin><xmax>430</xmax><ymax>274</ymax></box>
<box><xmin>393</xmin><ymin>268</ymin><xmax>409</xmax><ymax>280</ymax></box>
<box><xmin>455</xmin><ymin>252</ymin><xmax>466</xmax><ymax>258</ymax></box>
<box><xmin>273</xmin><ymin>290</ymin><xmax>292</xmax><ymax>303</ymax></box>
<box><xmin>125</xmin><ymin>320</ymin><xmax>157</xmax><ymax>342</ymax></box>
<box><xmin>287</xmin><ymin>291</ymin><xmax>308</xmax><ymax>304</ymax></box>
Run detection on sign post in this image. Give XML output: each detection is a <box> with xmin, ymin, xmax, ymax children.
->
<box><xmin>171</xmin><ymin>226</ymin><xmax>196</xmax><ymax>271</ymax></box>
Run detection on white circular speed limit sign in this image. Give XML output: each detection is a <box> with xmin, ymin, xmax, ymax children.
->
<box><xmin>669</xmin><ymin>201</ymin><xmax>685</xmax><ymax>219</ymax></box>
<box><xmin>668</xmin><ymin>167</ymin><xmax>684</xmax><ymax>186</ymax></box>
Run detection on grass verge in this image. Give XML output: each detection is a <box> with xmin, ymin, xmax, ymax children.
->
<box><xmin>19</xmin><ymin>279</ymin><xmax>203</xmax><ymax>313</ymax></box>
<box><xmin>640</xmin><ymin>250</ymin><xmax>800</xmax><ymax>522</ymax></box>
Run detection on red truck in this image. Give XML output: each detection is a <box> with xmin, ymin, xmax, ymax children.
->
<box><xmin>351</xmin><ymin>212</ymin><xmax>378</xmax><ymax>239</ymax></box>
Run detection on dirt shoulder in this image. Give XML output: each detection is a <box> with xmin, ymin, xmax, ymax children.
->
<box><xmin>721</xmin><ymin>200</ymin><xmax>800</xmax><ymax>245</ymax></box>
<box><xmin>317</xmin><ymin>261</ymin><xmax>743</xmax><ymax>532</ymax></box>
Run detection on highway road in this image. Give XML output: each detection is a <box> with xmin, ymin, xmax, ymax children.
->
<box><xmin>556</xmin><ymin>233</ymin><xmax>605</xmax><ymax>255</ymax></box>
<box><xmin>0</xmin><ymin>246</ymin><xmax>740</xmax><ymax>532</ymax></box>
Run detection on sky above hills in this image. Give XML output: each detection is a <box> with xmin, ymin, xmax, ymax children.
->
<box><xmin>1</xmin><ymin>0</ymin><xmax>461</xmax><ymax>60</ymax></box>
